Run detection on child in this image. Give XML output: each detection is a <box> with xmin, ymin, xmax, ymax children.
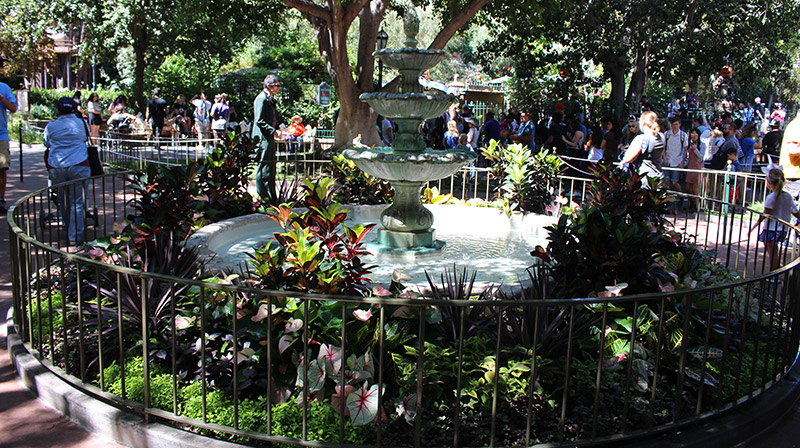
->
<box><xmin>750</xmin><ymin>168</ymin><xmax>800</xmax><ymax>270</ymax></box>
<box><xmin>725</xmin><ymin>146</ymin><xmax>744</xmax><ymax>204</ymax></box>
<box><xmin>286</xmin><ymin>115</ymin><xmax>306</xmax><ymax>152</ymax></box>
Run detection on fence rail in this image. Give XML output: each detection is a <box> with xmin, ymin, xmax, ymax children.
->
<box><xmin>7</xmin><ymin>168</ymin><xmax>800</xmax><ymax>447</ymax></box>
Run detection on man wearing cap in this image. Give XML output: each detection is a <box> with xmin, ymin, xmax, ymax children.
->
<box><xmin>0</xmin><ymin>80</ymin><xmax>18</xmax><ymax>213</ymax></box>
<box><xmin>43</xmin><ymin>97</ymin><xmax>91</xmax><ymax>244</ymax></box>
<box><xmin>763</xmin><ymin>119</ymin><xmax>784</xmax><ymax>160</ymax></box>
<box><xmin>253</xmin><ymin>75</ymin><xmax>283</xmax><ymax>203</ymax></box>
<box><xmin>146</xmin><ymin>88</ymin><xmax>168</xmax><ymax>147</ymax></box>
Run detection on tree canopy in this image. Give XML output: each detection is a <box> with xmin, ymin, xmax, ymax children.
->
<box><xmin>480</xmin><ymin>0</ymin><xmax>800</xmax><ymax>121</ymax></box>
<box><xmin>2</xmin><ymin>0</ymin><xmax>799</xmax><ymax>127</ymax></box>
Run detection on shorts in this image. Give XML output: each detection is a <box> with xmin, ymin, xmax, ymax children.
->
<box><xmin>0</xmin><ymin>140</ymin><xmax>9</xmax><ymax>169</ymax></box>
<box><xmin>759</xmin><ymin>229</ymin><xmax>786</xmax><ymax>243</ymax></box>
<box><xmin>665</xmin><ymin>167</ymin><xmax>682</xmax><ymax>182</ymax></box>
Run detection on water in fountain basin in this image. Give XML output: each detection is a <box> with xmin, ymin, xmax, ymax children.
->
<box><xmin>189</xmin><ymin>204</ymin><xmax>556</xmax><ymax>289</ymax></box>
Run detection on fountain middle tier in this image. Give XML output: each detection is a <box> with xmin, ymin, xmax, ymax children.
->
<box><xmin>341</xmin><ymin>147</ymin><xmax>474</xmax><ymax>182</ymax></box>
<box><xmin>359</xmin><ymin>91</ymin><xmax>457</xmax><ymax>119</ymax></box>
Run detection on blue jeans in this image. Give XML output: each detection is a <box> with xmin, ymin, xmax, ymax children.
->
<box><xmin>288</xmin><ymin>135</ymin><xmax>303</xmax><ymax>152</ymax></box>
<box><xmin>49</xmin><ymin>165</ymin><xmax>91</xmax><ymax>244</ymax></box>
<box><xmin>740</xmin><ymin>154</ymin><xmax>754</xmax><ymax>172</ymax></box>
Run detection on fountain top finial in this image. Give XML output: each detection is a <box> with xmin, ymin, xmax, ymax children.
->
<box><xmin>403</xmin><ymin>7</ymin><xmax>420</xmax><ymax>48</ymax></box>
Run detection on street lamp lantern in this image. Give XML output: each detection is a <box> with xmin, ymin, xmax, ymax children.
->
<box><xmin>376</xmin><ymin>28</ymin><xmax>388</xmax><ymax>88</ymax></box>
<box><xmin>377</xmin><ymin>29</ymin><xmax>389</xmax><ymax>51</ymax></box>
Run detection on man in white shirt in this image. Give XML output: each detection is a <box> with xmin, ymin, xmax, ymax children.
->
<box><xmin>664</xmin><ymin>117</ymin><xmax>688</xmax><ymax>193</ymax></box>
<box><xmin>381</xmin><ymin>116</ymin><xmax>394</xmax><ymax>145</ymax></box>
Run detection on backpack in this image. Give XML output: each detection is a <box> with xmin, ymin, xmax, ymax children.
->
<box><xmin>709</xmin><ymin>147</ymin><xmax>728</xmax><ymax>170</ymax></box>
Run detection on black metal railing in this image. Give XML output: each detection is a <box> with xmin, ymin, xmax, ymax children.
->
<box><xmin>7</xmin><ymin>171</ymin><xmax>800</xmax><ymax>447</ymax></box>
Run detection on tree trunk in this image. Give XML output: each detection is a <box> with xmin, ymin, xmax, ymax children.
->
<box><xmin>288</xmin><ymin>0</ymin><xmax>489</xmax><ymax>150</ymax></box>
<box><xmin>335</xmin><ymin>85</ymin><xmax>381</xmax><ymax>148</ymax></box>
<box><xmin>625</xmin><ymin>44</ymin><xmax>649</xmax><ymax>114</ymax></box>
<box><xmin>131</xmin><ymin>14</ymin><xmax>147</xmax><ymax>115</ymax></box>
<box><xmin>603</xmin><ymin>55</ymin><xmax>627</xmax><ymax>125</ymax></box>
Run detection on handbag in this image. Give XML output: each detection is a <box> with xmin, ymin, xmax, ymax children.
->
<box><xmin>82</xmin><ymin>118</ymin><xmax>104</xmax><ymax>176</ymax></box>
<box><xmin>87</xmin><ymin>145</ymin><xmax>104</xmax><ymax>176</ymax></box>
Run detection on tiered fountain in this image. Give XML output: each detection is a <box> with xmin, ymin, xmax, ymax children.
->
<box><xmin>342</xmin><ymin>7</ymin><xmax>475</xmax><ymax>255</ymax></box>
<box><xmin>187</xmin><ymin>8</ymin><xmax>555</xmax><ymax>286</ymax></box>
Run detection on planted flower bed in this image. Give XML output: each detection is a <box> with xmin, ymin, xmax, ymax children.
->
<box><xmin>15</xmin><ymin>136</ymin><xmax>797</xmax><ymax>447</ymax></box>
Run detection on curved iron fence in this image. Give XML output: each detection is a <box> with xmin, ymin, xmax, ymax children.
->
<box><xmin>7</xmin><ymin>171</ymin><xmax>800</xmax><ymax>447</ymax></box>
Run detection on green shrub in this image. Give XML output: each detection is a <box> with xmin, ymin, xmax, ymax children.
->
<box><xmin>328</xmin><ymin>153</ymin><xmax>393</xmax><ymax>205</ymax></box>
<box><xmin>144</xmin><ymin>53</ymin><xmax>218</xmax><ymax>104</ymax></box>
<box><xmin>30</xmin><ymin>291</ymin><xmax>64</xmax><ymax>345</ymax></box>
<box><xmin>482</xmin><ymin>142</ymin><xmax>563</xmax><ymax>214</ymax></box>
<box><xmin>28</xmin><ymin>88</ymin><xmax>127</xmax><ymax>110</ymax></box>
<box><xmin>101</xmin><ymin>357</ymin><xmax>175</xmax><ymax>411</ymax></box>
<box><xmin>9</xmin><ymin>115</ymin><xmax>43</xmax><ymax>143</ymax></box>
<box><xmin>29</xmin><ymin>104</ymin><xmax>55</xmax><ymax>120</ymax></box>
<box><xmin>182</xmin><ymin>389</ymin><xmax>371</xmax><ymax>444</ymax></box>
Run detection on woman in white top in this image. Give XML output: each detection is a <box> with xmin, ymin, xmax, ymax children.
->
<box><xmin>750</xmin><ymin>168</ymin><xmax>800</xmax><ymax>270</ymax></box>
<box><xmin>585</xmin><ymin>124</ymin><xmax>604</xmax><ymax>162</ymax></box>
<box><xmin>86</xmin><ymin>92</ymin><xmax>102</xmax><ymax>143</ymax></box>
<box><xmin>465</xmin><ymin>117</ymin><xmax>480</xmax><ymax>151</ymax></box>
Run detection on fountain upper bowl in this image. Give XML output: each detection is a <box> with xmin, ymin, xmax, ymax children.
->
<box><xmin>375</xmin><ymin>48</ymin><xmax>448</xmax><ymax>71</ymax></box>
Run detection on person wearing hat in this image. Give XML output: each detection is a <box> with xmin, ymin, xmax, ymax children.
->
<box><xmin>286</xmin><ymin>115</ymin><xmax>306</xmax><ymax>152</ymax></box>
<box><xmin>43</xmin><ymin>97</ymin><xmax>92</xmax><ymax>245</ymax></box>
<box><xmin>464</xmin><ymin>116</ymin><xmax>480</xmax><ymax>152</ymax></box>
<box><xmin>146</xmin><ymin>88</ymin><xmax>168</xmax><ymax>146</ymax></box>
<box><xmin>762</xmin><ymin>119</ymin><xmax>784</xmax><ymax>160</ymax></box>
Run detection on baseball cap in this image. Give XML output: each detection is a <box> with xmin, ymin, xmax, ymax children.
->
<box><xmin>56</xmin><ymin>97</ymin><xmax>75</xmax><ymax>113</ymax></box>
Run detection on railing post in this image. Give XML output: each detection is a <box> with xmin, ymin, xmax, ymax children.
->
<box><xmin>18</xmin><ymin>121</ymin><xmax>23</xmax><ymax>182</ymax></box>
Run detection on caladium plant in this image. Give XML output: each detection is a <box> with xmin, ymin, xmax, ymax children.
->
<box><xmin>294</xmin><ymin>342</ymin><xmax>384</xmax><ymax>426</ymax></box>
<box><xmin>346</xmin><ymin>383</ymin><xmax>383</xmax><ymax>426</ymax></box>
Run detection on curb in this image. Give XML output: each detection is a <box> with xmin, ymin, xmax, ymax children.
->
<box><xmin>6</xmin><ymin>304</ymin><xmax>800</xmax><ymax>448</ymax></box>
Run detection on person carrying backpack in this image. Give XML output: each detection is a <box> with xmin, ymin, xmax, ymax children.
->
<box><xmin>192</xmin><ymin>92</ymin><xmax>212</xmax><ymax>146</ymax></box>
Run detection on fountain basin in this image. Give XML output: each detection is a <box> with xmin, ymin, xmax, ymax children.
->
<box><xmin>375</xmin><ymin>48</ymin><xmax>448</xmax><ymax>71</ymax></box>
<box><xmin>186</xmin><ymin>205</ymin><xmax>557</xmax><ymax>288</ymax></box>
<box><xmin>359</xmin><ymin>92</ymin><xmax>457</xmax><ymax>119</ymax></box>
<box><xmin>341</xmin><ymin>147</ymin><xmax>475</xmax><ymax>181</ymax></box>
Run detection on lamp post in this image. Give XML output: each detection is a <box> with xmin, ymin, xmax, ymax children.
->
<box><xmin>376</xmin><ymin>28</ymin><xmax>388</xmax><ymax>88</ymax></box>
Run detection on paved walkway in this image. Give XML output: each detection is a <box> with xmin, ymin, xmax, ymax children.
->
<box><xmin>0</xmin><ymin>140</ymin><xmax>798</xmax><ymax>448</ymax></box>
<box><xmin>0</xmin><ymin>140</ymin><xmax>124</xmax><ymax>448</ymax></box>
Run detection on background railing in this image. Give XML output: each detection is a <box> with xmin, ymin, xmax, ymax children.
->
<box><xmin>7</xmin><ymin>169</ymin><xmax>800</xmax><ymax>447</ymax></box>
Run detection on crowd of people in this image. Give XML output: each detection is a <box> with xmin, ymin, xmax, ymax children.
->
<box><xmin>53</xmin><ymin>88</ymin><xmax>260</xmax><ymax>148</ymax></box>
<box><xmin>98</xmin><ymin>89</ymin><xmax>238</xmax><ymax>143</ymax></box>
<box><xmin>2</xmin><ymin>71</ymin><xmax>800</xmax><ymax>246</ymax></box>
<box><xmin>407</xmin><ymin>95</ymin><xmax>796</xmax><ymax>205</ymax></box>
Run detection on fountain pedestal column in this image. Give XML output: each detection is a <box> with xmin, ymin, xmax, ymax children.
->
<box><xmin>342</xmin><ymin>6</ymin><xmax>473</xmax><ymax>255</ymax></box>
<box><xmin>377</xmin><ymin>181</ymin><xmax>440</xmax><ymax>251</ymax></box>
